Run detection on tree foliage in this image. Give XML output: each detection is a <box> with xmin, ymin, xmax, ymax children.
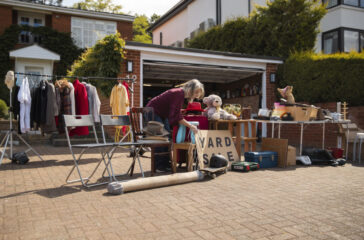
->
<box><xmin>73</xmin><ymin>0</ymin><xmax>123</xmax><ymax>14</ymax></box>
<box><xmin>133</xmin><ymin>14</ymin><xmax>152</xmax><ymax>43</ymax></box>
<box><xmin>277</xmin><ymin>51</ymin><xmax>364</xmax><ymax>105</ymax></box>
<box><xmin>188</xmin><ymin>0</ymin><xmax>326</xmax><ymax>58</ymax></box>
<box><xmin>68</xmin><ymin>33</ymin><xmax>126</xmax><ymax>97</ymax></box>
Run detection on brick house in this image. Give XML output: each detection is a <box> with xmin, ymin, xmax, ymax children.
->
<box><xmin>0</xmin><ymin>0</ymin><xmax>134</xmax><ymax>77</ymax></box>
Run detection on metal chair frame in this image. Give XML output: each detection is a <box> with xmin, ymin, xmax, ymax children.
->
<box><xmin>100</xmin><ymin>115</ymin><xmax>145</xmax><ymax>179</ymax></box>
<box><xmin>64</xmin><ymin>115</ymin><xmax>116</xmax><ymax>187</ymax></box>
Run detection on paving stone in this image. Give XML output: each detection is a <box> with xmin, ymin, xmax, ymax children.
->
<box><xmin>0</xmin><ymin>145</ymin><xmax>364</xmax><ymax>239</ymax></box>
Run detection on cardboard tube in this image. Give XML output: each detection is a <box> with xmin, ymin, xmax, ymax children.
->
<box><xmin>120</xmin><ymin>171</ymin><xmax>204</xmax><ymax>193</ymax></box>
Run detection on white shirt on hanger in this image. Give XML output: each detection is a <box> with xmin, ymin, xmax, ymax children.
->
<box><xmin>17</xmin><ymin>77</ymin><xmax>31</xmax><ymax>133</ymax></box>
<box><xmin>69</xmin><ymin>83</ymin><xmax>76</xmax><ymax>115</ymax></box>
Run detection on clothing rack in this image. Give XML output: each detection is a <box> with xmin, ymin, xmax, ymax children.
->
<box><xmin>14</xmin><ymin>72</ymin><xmax>136</xmax><ymax>83</ymax></box>
<box><xmin>15</xmin><ymin>71</ymin><xmax>136</xmax><ymax>142</ymax></box>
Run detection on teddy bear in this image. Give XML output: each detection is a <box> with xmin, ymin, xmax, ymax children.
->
<box><xmin>203</xmin><ymin>94</ymin><xmax>237</xmax><ymax>120</ymax></box>
<box><xmin>277</xmin><ymin>86</ymin><xmax>295</xmax><ymax>104</ymax></box>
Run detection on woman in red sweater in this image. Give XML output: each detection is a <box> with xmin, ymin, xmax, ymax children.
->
<box><xmin>146</xmin><ymin>79</ymin><xmax>205</xmax><ymax>171</ymax></box>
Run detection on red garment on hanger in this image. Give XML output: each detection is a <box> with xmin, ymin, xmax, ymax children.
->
<box><xmin>122</xmin><ymin>80</ymin><xmax>130</xmax><ymax>135</ymax></box>
<box><xmin>70</xmin><ymin>79</ymin><xmax>89</xmax><ymax>136</ymax></box>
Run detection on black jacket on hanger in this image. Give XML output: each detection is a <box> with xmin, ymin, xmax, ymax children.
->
<box><xmin>32</xmin><ymin>80</ymin><xmax>48</xmax><ymax>127</ymax></box>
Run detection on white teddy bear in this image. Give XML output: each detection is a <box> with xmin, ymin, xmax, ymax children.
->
<box><xmin>203</xmin><ymin>94</ymin><xmax>237</xmax><ymax>120</ymax></box>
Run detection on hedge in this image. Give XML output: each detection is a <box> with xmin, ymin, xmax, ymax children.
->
<box><xmin>277</xmin><ymin>51</ymin><xmax>364</xmax><ymax>106</ymax></box>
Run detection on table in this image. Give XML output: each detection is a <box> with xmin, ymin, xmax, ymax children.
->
<box><xmin>210</xmin><ymin>119</ymin><xmax>257</xmax><ymax>160</ymax></box>
<box><xmin>255</xmin><ymin>120</ymin><xmax>350</xmax><ymax>157</ymax></box>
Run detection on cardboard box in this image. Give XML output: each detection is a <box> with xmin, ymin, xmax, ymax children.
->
<box><xmin>287</xmin><ymin>146</ymin><xmax>296</xmax><ymax>166</ymax></box>
<box><xmin>285</xmin><ymin>105</ymin><xmax>318</xmax><ymax>121</ymax></box>
<box><xmin>262</xmin><ymin>138</ymin><xmax>288</xmax><ymax>168</ymax></box>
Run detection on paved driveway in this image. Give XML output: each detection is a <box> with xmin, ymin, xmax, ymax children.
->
<box><xmin>1</xmin><ymin>145</ymin><xmax>364</xmax><ymax>240</ymax></box>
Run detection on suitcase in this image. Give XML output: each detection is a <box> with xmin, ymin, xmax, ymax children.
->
<box><xmin>244</xmin><ymin>151</ymin><xmax>278</xmax><ymax>168</ymax></box>
<box><xmin>231</xmin><ymin>161</ymin><xmax>260</xmax><ymax>172</ymax></box>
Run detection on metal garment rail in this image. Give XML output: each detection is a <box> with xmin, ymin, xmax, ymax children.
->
<box><xmin>14</xmin><ymin>72</ymin><xmax>135</xmax><ymax>82</ymax></box>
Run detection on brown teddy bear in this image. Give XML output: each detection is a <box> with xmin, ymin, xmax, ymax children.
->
<box><xmin>203</xmin><ymin>94</ymin><xmax>237</xmax><ymax>120</ymax></box>
<box><xmin>277</xmin><ymin>86</ymin><xmax>295</xmax><ymax>104</ymax></box>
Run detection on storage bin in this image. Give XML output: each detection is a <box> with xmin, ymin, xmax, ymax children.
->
<box><xmin>244</xmin><ymin>151</ymin><xmax>278</xmax><ymax>168</ymax></box>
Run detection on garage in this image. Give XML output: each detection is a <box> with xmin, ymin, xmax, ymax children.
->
<box><xmin>120</xmin><ymin>42</ymin><xmax>283</xmax><ymax>137</ymax></box>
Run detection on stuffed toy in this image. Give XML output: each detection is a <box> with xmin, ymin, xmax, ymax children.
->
<box><xmin>277</xmin><ymin>86</ymin><xmax>295</xmax><ymax>104</ymax></box>
<box><xmin>203</xmin><ymin>94</ymin><xmax>237</xmax><ymax>120</ymax></box>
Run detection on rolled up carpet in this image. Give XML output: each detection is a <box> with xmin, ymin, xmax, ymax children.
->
<box><xmin>108</xmin><ymin>171</ymin><xmax>204</xmax><ymax>195</ymax></box>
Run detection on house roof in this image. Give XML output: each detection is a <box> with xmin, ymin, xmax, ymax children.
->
<box><xmin>125</xmin><ymin>41</ymin><xmax>284</xmax><ymax>63</ymax></box>
<box><xmin>9</xmin><ymin>44</ymin><xmax>60</xmax><ymax>61</ymax></box>
<box><xmin>0</xmin><ymin>0</ymin><xmax>134</xmax><ymax>22</ymax></box>
<box><xmin>148</xmin><ymin>0</ymin><xmax>192</xmax><ymax>32</ymax></box>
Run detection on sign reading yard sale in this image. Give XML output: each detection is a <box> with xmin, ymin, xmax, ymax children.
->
<box><xmin>195</xmin><ymin>130</ymin><xmax>239</xmax><ymax>168</ymax></box>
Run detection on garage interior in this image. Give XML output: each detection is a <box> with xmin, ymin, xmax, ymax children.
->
<box><xmin>142</xmin><ymin>60</ymin><xmax>264</xmax><ymax>114</ymax></box>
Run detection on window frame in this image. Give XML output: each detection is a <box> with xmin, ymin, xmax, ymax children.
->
<box><xmin>323</xmin><ymin>0</ymin><xmax>364</xmax><ymax>9</ymax></box>
<box><xmin>71</xmin><ymin>17</ymin><xmax>117</xmax><ymax>49</ymax></box>
<box><xmin>322</xmin><ymin>27</ymin><xmax>364</xmax><ymax>53</ymax></box>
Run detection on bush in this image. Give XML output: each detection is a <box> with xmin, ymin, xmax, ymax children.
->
<box><xmin>0</xmin><ymin>99</ymin><xmax>9</xmax><ymax>119</ymax></box>
<box><xmin>68</xmin><ymin>32</ymin><xmax>126</xmax><ymax>97</ymax></box>
<box><xmin>277</xmin><ymin>51</ymin><xmax>364</xmax><ymax>106</ymax></box>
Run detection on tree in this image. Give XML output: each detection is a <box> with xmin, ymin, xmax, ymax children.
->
<box><xmin>68</xmin><ymin>33</ymin><xmax>126</xmax><ymax>96</ymax></box>
<box><xmin>150</xmin><ymin>13</ymin><xmax>161</xmax><ymax>25</ymax></box>
<box><xmin>73</xmin><ymin>0</ymin><xmax>123</xmax><ymax>14</ymax></box>
<box><xmin>133</xmin><ymin>14</ymin><xmax>152</xmax><ymax>43</ymax></box>
<box><xmin>188</xmin><ymin>0</ymin><xmax>326</xmax><ymax>58</ymax></box>
<box><xmin>31</xmin><ymin>0</ymin><xmax>63</xmax><ymax>6</ymax></box>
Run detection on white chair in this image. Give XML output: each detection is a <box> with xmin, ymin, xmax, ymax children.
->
<box><xmin>353</xmin><ymin>133</ymin><xmax>364</xmax><ymax>163</ymax></box>
<box><xmin>63</xmin><ymin>115</ymin><xmax>115</xmax><ymax>187</ymax></box>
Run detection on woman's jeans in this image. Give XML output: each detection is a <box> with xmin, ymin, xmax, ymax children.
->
<box><xmin>151</xmin><ymin>114</ymin><xmax>171</xmax><ymax>169</ymax></box>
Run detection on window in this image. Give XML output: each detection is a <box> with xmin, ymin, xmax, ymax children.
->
<box><xmin>71</xmin><ymin>17</ymin><xmax>117</xmax><ymax>48</ymax></box>
<box><xmin>323</xmin><ymin>0</ymin><xmax>338</xmax><ymax>8</ymax></box>
<box><xmin>20</xmin><ymin>17</ymin><xmax>30</xmax><ymax>26</ymax></box>
<box><xmin>323</xmin><ymin>31</ymin><xmax>339</xmax><ymax>54</ymax></box>
<box><xmin>343</xmin><ymin>0</ymin><xmax>358</xmax><ymax>6</ymax></box>
<box><xmin>33</xmin><ymin>19</ymin><xmax>43</xmax><ymax>27</ymax></box>
<box><xmin>18</xmin><ymin>13</ymin><xmax>45</xmax><ymax>44</ymax></box>
<box><xmin>344</xmin><ymin>30</ymin><xmax>359</xmax><ymax>52</ymax></box>
<box><xmin>361</xmin><ymin>0</ymin><xmax>364</xmax><ymax>7</ymax></box>
<box><xmin>160</xmin><ymin>32</ymin><xmax>163</xmax><ymax>45</ymax></box>
<box><xmin>361</xmin><ymin>33</ymin><xmax>364</xmax><ymax>51</ymax></box>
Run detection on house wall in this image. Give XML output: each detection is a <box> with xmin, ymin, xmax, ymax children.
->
<box><xmin>52</xmin><ymin>13</ymin><xmax>71</xmax><ymax>33</ymax></box>
<box><xmin>221</xmin><ymin>0</ymin><xmax>248</xmax><ymax>23</ymax></box>
<box><xmin>0</xmin><ymin>5</ymin><xmax>13</xmax><ymax>34</ymax></box>
<box><xmin>152</xmin><ymin>10</ymin><xmax>188</xmax><ymax>46</ymax></box>
<box><xmin>315</xmin><ymin>5</ymin><xmax>364</xmax><ymax>52</ymax></box>
<box><xmin>14</xmin><ymin>58</ymin><xmax>54</xmax><ymax>75</ymax></box>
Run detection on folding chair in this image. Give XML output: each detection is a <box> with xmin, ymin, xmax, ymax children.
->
<box><xmin>100</xmin><ymin>115</ymin><xmax>145</xmax><ymax>179</ymax></box>
<box><xmin>130</xmin><ymin>107</ymin><xmax>173</xmax><ymax>176</ymax></box>
<box><xmin>64</xmin><ymin>115</ymin><xmax>115</xmax><ymax>187</ymax></box>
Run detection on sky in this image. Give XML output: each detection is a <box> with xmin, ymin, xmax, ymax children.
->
<box><xmin>62</xmin><ymin>0</ymin><xmax>181</xmax><ymax>18</ymax></box>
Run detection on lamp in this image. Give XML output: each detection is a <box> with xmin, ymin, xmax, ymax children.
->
<box><xmin>127</xmin><ymin>60</ymin><xmax>133</xmax><ymax>73</ymax></box>
<box><xmin>270</xmin><ymin>73</ymin><xmax>276</xmax><ymax>83</ymax></box>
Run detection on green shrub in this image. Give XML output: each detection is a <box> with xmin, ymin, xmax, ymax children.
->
<box><xmin>68</xmin><ymin>32</ymin><xmax>126</xmax><ymax>97</ymax></box>
<box><xmin>277</xmin><ymin>51</ymin><xmax>364</xmax><ymax>106</ymax></box>
<box><xmin>0</xmin><ymin>99</ymin><xmax>8</xmax><ymax>119</ymax></box>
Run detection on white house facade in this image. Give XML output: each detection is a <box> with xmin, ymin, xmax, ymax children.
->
<box><xmin>150</xmin><ymin>0</ymin><xmax>364</xmax><ymax>53</ymax></box>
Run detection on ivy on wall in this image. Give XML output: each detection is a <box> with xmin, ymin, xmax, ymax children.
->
<box><xmin>0</xmin><ymin>25</ymin><xmax>82</xmax><ymax>104</ymax></box>
<box><xmin>68</xmin><ymin>32</ymin><xmax>126</xmax><ymax>97</ymax></box>
<box><xmin>277</xmin><ymin>51</ymin><xmax>364</xmax><ymax>106</ymax></box>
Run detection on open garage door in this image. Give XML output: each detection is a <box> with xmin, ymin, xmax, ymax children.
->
<box><xmin>143</xmin><ymin>60</ymin><xmax>265</xmax><ymax>113</ymax></box>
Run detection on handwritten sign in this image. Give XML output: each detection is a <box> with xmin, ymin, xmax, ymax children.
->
<box><xmin>195</xmin><ymin>130</ymin><xmax>239</xmax><ymax>168</ymax></box>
